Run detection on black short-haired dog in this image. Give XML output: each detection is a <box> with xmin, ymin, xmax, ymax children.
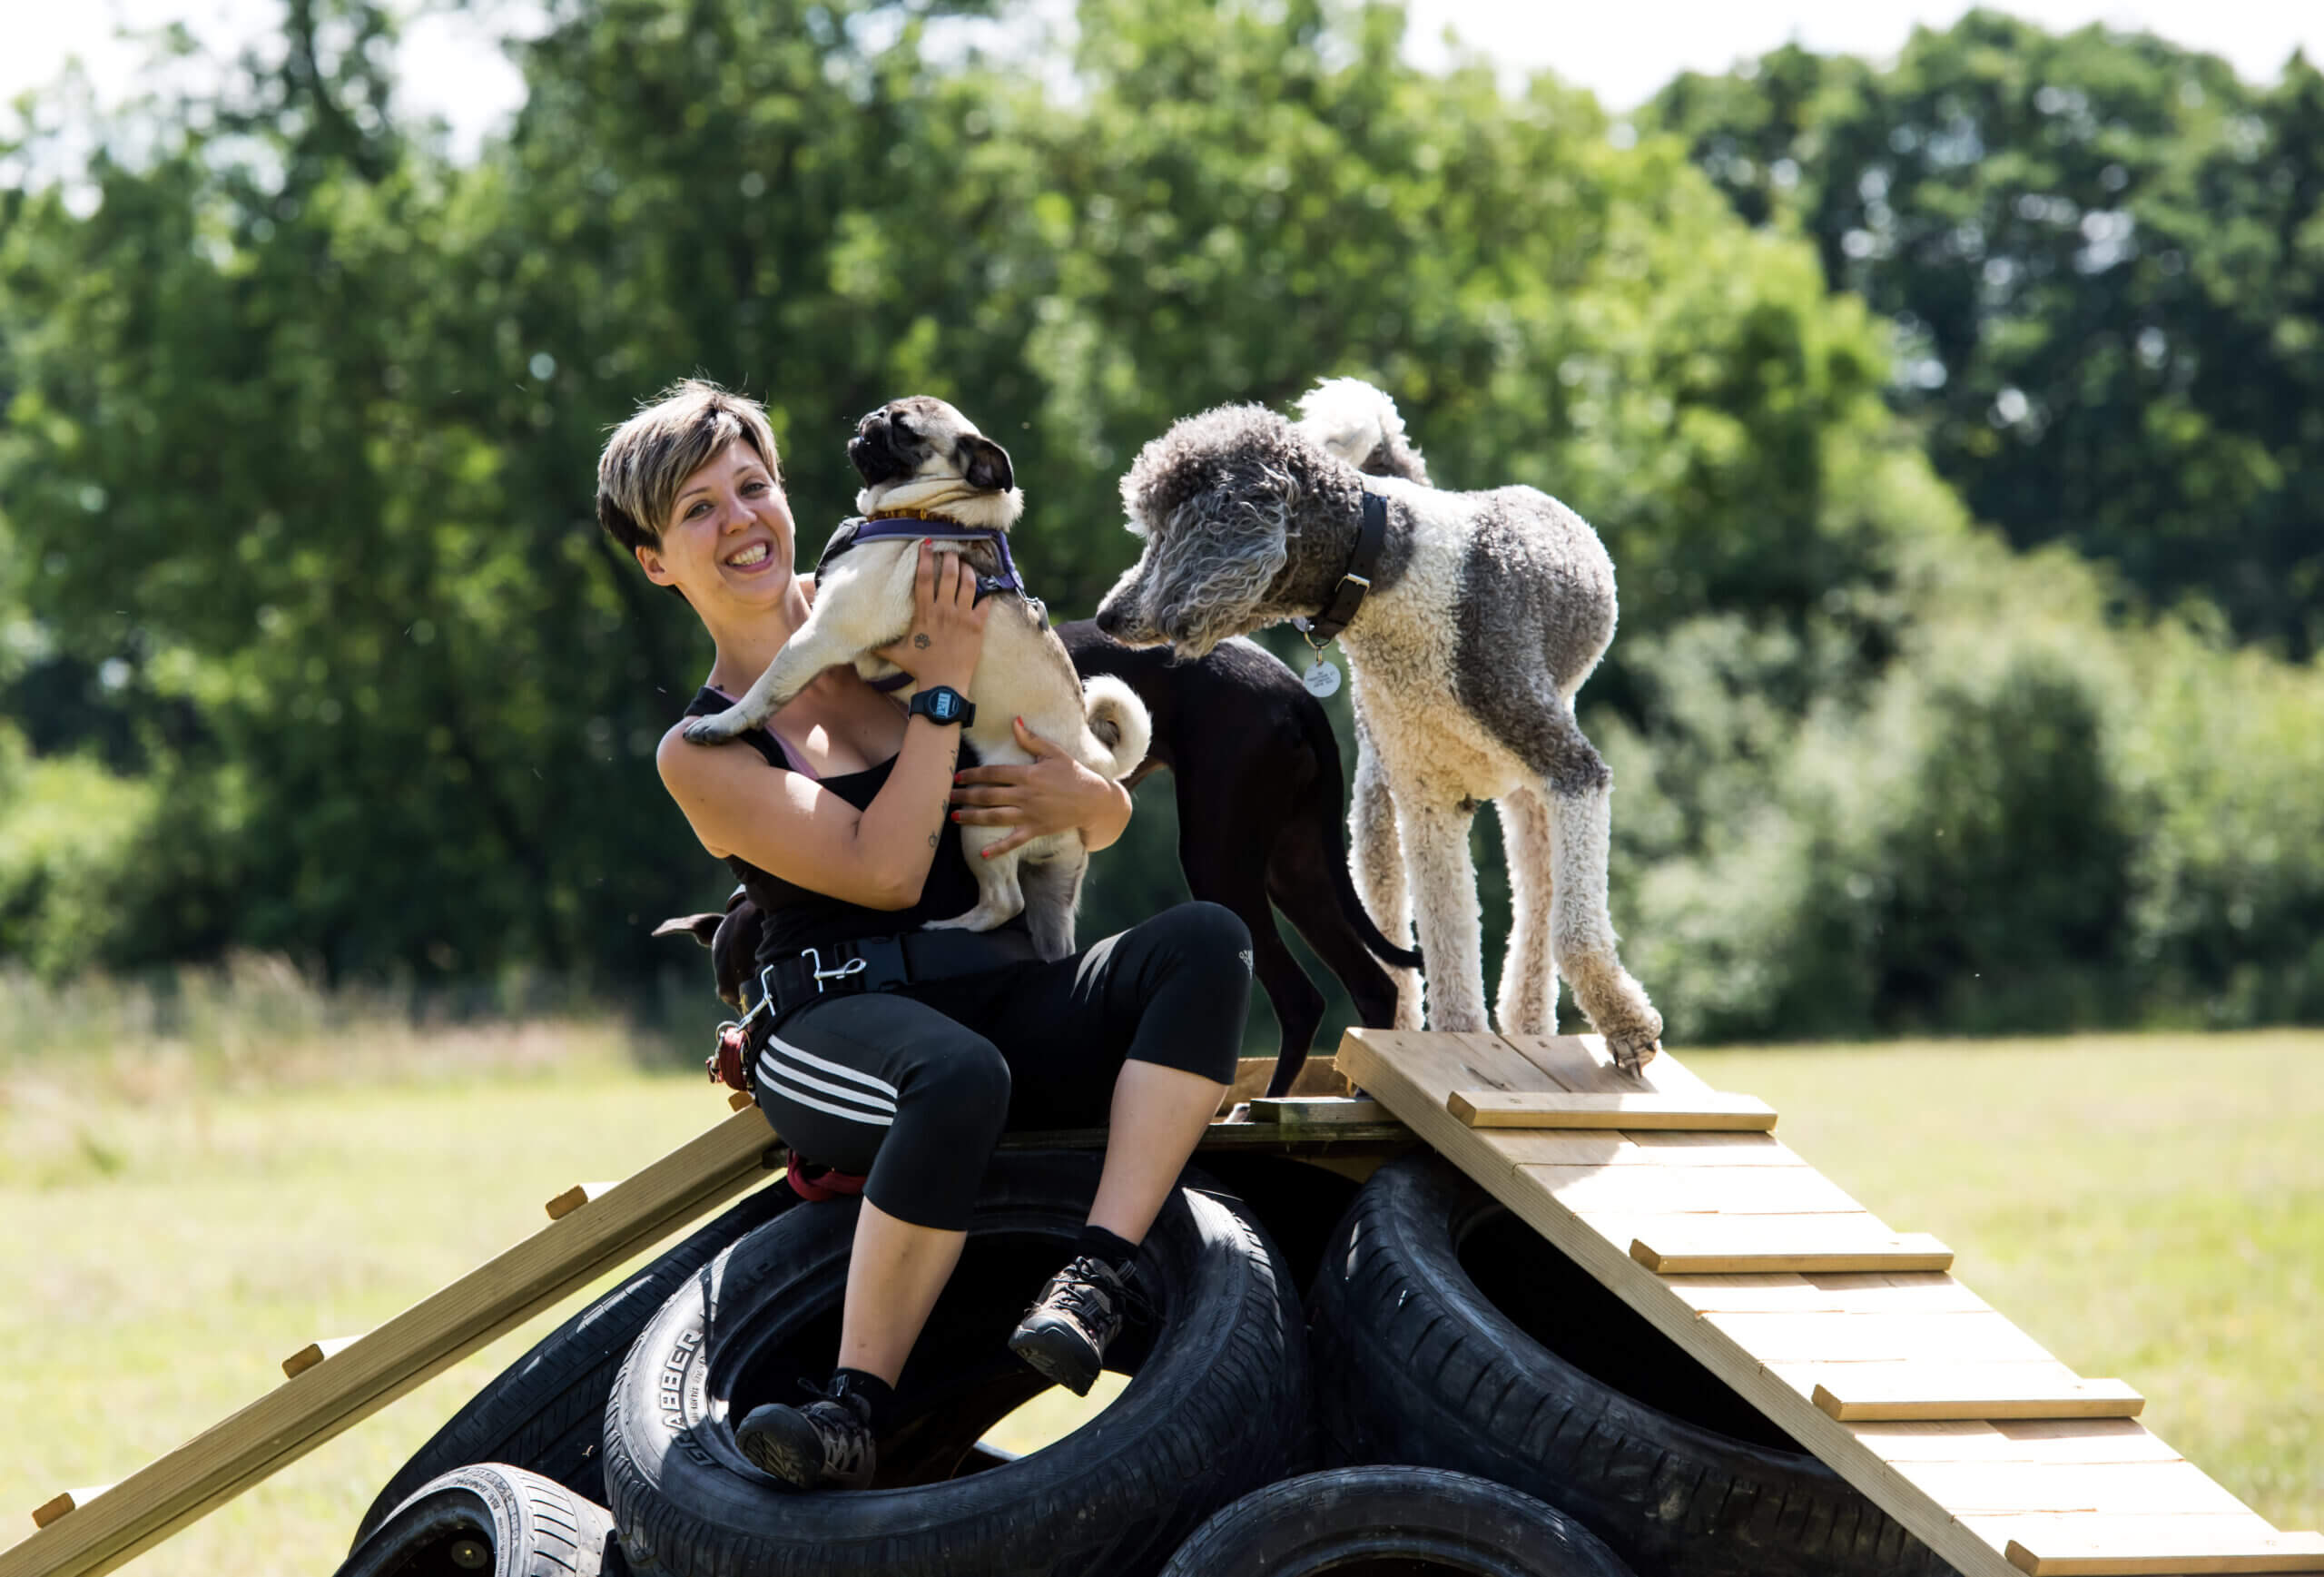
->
<box><xmin>659</xmin><ymin>625</ymin><xmax>1417</xmax><ymax>1099</ymax></box>
<box><xmin>1058</xmin><ymin>619</ymin><xmax>1417</xmax><ymax>1096</ymax></box>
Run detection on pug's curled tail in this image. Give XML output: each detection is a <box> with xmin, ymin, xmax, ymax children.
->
<box><xmin>1081</xmin><ymin>675</ymin><xmax>1153</xmax><ymax>781</ymax></box>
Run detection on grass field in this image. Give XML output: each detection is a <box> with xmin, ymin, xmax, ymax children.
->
<box><xmin>0</xmin><ymin>1023</ymin><xmax>2316</xmax><ymax>1576</ymax></box>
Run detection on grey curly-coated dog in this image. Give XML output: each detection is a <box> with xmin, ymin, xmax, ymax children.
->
<box><xmin>1093</xmin><ymin>379</ymin><xmax>1663</xmax><ymax>1069</ymax></box>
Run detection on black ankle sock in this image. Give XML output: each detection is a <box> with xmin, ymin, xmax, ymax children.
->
<box><xmin>830</xmin><ymin>1367</ymin><xmax>895</xmax><ymax>1434</ymax></box>
<box><xmin>1073</xmin><ymin>1225</ymin><xmax>1140</xmax><ymax>1281</ymax></box>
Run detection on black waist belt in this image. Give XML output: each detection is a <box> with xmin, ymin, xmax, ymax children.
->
<box><xmin>743</xmin><ymin>928</ymin><xmax>1039</xmax><ymax>1024</ymax></box>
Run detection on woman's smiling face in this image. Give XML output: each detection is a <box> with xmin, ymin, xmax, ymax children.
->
<box><xmin>635</xmin><ymin>439</ymin><xmax>797</xmax><ymax>606</ymax></box>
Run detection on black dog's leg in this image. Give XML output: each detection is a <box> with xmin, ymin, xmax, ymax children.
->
<box><xmin>1265</xmin><ymin>809</ymin><xmax>1402</xmax><ymax>1040</ymax></box>
<box><xmin>1175</xmin><ymin>782</ymin><xmax>1323</xmax><ymax>1099</ymax></box>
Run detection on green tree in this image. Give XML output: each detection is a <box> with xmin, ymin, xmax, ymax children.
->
<box><xmin>5</xmin><ymin>0</ymin><xmax>2319</xmax><ymax>1050</ymax></box>
<box><xmin>1649</xmin><ymin>10</ymin><xmax>2324</xmax><ymax>655</ymax></box>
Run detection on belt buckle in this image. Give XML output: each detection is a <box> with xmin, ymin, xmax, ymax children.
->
<box><xmin>737</xmin><ymin>966</ymin><xmax>779</xmax><ymax>1029</ymax></box>
<box><xmin>802</xmin><ymin>947</ymin><xmax>870</xmax><ymax>993</ymax></box>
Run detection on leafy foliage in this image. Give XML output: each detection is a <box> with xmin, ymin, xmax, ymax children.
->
<box><xmin>1</xmin><ymin>0</ymin><xmax>2319</xmax><ymax>1044</ymax></box>
<box><xmin>1647</xmin><ymin>8</ymin><xmax>2324</xmax><ymax>655</ymax></box>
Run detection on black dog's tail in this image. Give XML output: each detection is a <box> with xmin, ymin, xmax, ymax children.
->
<box><xmin>1293</xmin><ymin>695</ymin><xmax>1424</xmax><ymax>973</ymax></box>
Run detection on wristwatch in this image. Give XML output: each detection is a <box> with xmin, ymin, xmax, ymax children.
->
<box><xmin>908</xmin><ymin>685</ymin><xmax>976</xmax><ymax>727</ymax></box>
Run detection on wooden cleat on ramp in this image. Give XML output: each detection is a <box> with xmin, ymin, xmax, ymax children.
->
<box><xmin>2004</xmin><ymin>1523</ymin><xmax>2324</xmax><ymax>1573</ymax></box>
<box><xmin>1446</xmin><ymin>1089</ymin><xmax>1777</xmax><ymax>1130</ymax></box>
<box><xmin>280</xmin><ymin>1337</ymin><xmax>360</xmax><ymax>1381</ymax></box>
<box><xmin>1812</xmin><ymin>1372</ymin><xmax>2143</xmax><ymax>1423</ymax></box>
<box><xmin>29</xmin><ymin>1493</ymin><xmax>107</xmax><ymax>1534</ymax></box>
<box><xmin>1630</xmin><ymin>1227</ymin><xmax>1955</xmax><ymax>1275</ymax></box>
<box><xmin>544</xmin><ymin>1182</ymin><xmax>620</xmax><ymax>1221</ymax></box>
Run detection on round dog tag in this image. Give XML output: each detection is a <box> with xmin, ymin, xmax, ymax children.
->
<box><xmin>1303</xmin><ymin>658</ymin><xmax>1343</xmax><ymax>698</ymax></box>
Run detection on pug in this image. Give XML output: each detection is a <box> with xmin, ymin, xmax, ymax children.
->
<box><xmin>683</xmin><ymin>396</ymin><xmax>1150</xmax><ymax>961</ymax></box>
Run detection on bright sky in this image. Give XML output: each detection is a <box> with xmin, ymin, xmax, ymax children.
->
<box><xmin>5</xmin><ymin>0</ymin><xmax>2319</xmax><ymax>160</ymax></box>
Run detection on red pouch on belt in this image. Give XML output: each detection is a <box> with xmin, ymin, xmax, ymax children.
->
<box><xmin>786</xmin><ymin>1152</ymin><xmax>870</xmax><ymax>1202</ymax></box>
<box><xmin>714</xmin><ymin>1021</ymin><xmax>868</xmax><ymax>1201</ymax></box>
<box><xmin>706</xmin><ymin>1021</ymin><xmax>753</xmax><ymax>1093</ymax></box>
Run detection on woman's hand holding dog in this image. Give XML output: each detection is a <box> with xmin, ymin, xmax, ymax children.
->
<box><xmin>951</xmin><ymin>718</ymin><xmax>1134</xmax><ymax>858</ymax></box>
<box><xmin>876</xmin><ymin>539</ymin><xmax>989</xmax><ymax>693</ymax></box>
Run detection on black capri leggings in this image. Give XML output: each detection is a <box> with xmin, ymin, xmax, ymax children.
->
<box><xmin>750</xmin><ymin>902</ymin><xmax>1251</xmax><ymax>1230</ymax></box>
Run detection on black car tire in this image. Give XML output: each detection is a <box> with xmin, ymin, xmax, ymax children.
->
<box><xmin>602</xmin><ymin>1150</ymin><xmax>1311</xmax><ymax>1577</ymax></box>
<box><xmin>334</xmin><ymin>1463</ymin><xmax>619</xmax><ymax>1577</ymax></box>
<box><xmin>1308</xmin><ymin>1153</ymin><xmax>1954</xmax><ymax>1577</ymax></box>
<box><xmin>1156</xmin><ymin>1464</ymin><xmax>1639</xmax><ymax>1577</ymax></box>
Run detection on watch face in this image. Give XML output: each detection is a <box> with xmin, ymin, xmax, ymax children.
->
<box><xmin>932</xmin><ymin>690</ymin><xmax>959</xmax><ymax>720</ymax></box>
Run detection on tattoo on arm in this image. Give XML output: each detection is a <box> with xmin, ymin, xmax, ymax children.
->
<box><xmin>913</xmin><ymin>633</ymin><xmax>930</xmax><ymax>649</ymax></box>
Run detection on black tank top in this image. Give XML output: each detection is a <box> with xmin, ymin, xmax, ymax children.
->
<box><xmin>680</xmin><ymin>687</ymin><xmax>1017</xmax><ymax>967</ymax></box>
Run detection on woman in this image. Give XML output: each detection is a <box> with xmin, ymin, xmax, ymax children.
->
<box><xmin>596</xmin><ymin>380</ymin><xmax>1246</xmax><ymax>1492</ymax></box>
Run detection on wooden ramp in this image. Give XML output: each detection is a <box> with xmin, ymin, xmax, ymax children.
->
<box><xmin>1338</xmin><ymin>1027</ymin><xmax>2324</xmax><ymax>1577</ymax></box>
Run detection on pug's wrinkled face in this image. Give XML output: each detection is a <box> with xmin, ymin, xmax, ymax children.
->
<box><xmin>848</xmin><ymin>396</ymin><xmax>1015</xmax><ymax>494</ymax></box>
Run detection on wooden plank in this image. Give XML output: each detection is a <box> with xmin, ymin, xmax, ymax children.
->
<box><xmin>1706</xmin><ymin>1309</ymin><xmax>2059</xmax><ymax>1365</ymax></box>
<box><xmin>1811</xmin><ymin>1372</ymin><xmax>2143</xmax><ymax>1422</ymax></box>
<box><xmin>1364</xmin><ymin>1032</ymin><xmax>1538</xmax><ymax>1105</ymax></box>
<box><xmin>1849</xmin><ymin>1418</ymin><xmax>2184</xmax><ymax>1466</ymax></box>
<box><xmin>1493</xmin><ymin>1030</ymin><xmax>1723</xmax><ymax>1099</ymax></box>
<box><xmin>1629</xmin><ymin>1226</ymin><xmax>1955</xmax><ymax>1274</ymax></box>
<box><xmin>1522</xmin><ymin>1163</ymin><xmax>1865</xmax><ymax>1217</ymax></box>
<box><xmin>0</xmin><ymin>1108</ymin><xmax>785</xmax><ymax>1577</ymax></box>
<box><xmin>1896</xmin><ymin>1459</ymin><xmax>2256</xmax><ymax>1516</ymax></box>
<box><xmin>1482</xmin><ymin>1129</ymin><xmax>1807</xmax><ymax>1170</ymax></box>
<box><xmin>1450</xmin><ymin>1089</ymin><xmax>1777</xmax><ymax>1129</ymax></box>
<box><xmin>1772</xmin><ymin>1356</ymin><xmax>2068</xmax><ymax>1402</ymax></box>
<box><xmin>1246</xmin><ymin>1098</ymin><xmax>1388</xmax><ymax>1126</ymax></box>
<box><xmin>2004</xmin><ymin>1524</ymin><xmax>2324</xmax><ymax>1574</ymax></box>
<box><xmin>727</xmin><ymin>1089</ymin><xmax>755</xmax><ymax>1112</ymax></box>
<box><xmin>279</xmin><ymin>1336</ymin><xmax>359</xmax><ymax>1380</ymax></box>
<box><xmin>1622</xmin><ymin>1129</ymin><xmax>1801</xmax><ymax>1158</ymax></box>
<box><xmin>1495</xmin><ymin>1031</ymin><xmax>1660</xmax><ymax>1095</ymax></box>
<box><xmin>544</xmin><ymin>1181</ymin><xmax>620</xmax><ymax>1221</ymax></box>
<box><xmin>1665</xmin><ymin>1272</ymin><xmax>1991</xmax><ymax>1316</ymax></box>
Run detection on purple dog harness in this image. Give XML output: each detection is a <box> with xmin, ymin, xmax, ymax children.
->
<box><xmin>814</xmin><ymin>508</ymin><xmax>1045</xmax><ymax>692</ymax></box>
<box><xmin>841</xmin><ymin>508</ymin><xmax>1029</xmax><ymax>597</ymax></box>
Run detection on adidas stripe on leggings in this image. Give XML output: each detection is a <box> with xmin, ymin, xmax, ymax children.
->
<box><xmin>750</xmin><ymin>902</ymin><xmax>1251</xmax><ymax>1231</ymax></box>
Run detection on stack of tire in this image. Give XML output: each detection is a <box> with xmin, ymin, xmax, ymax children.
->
<box><xmin>339</xmin><ymin>1149</ymin><xmax>1956</xmax><ymax>1577</ymax></box>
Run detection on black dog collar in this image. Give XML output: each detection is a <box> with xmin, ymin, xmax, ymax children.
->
<box><xmin>1296</xmin><ymin>490</ymin><xmax>1388</xmax><ymax>646</ymax></box>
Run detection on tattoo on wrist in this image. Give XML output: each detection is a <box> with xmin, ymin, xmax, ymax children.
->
<box><xmin>913</xmin><ymin>633</ymin><xmax>930</xmax><ymax>649</ymax></box>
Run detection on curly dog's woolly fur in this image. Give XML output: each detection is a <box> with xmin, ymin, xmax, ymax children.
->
<box><xmin>1295</xmin><ymin>378</ymin><xmax>1433</xmax><ymax>486</ymax></box>
<box><xmin>1099</xmin><ymin>383</ymin><xmax>1662</xmax><ymax>1064</ymax></box>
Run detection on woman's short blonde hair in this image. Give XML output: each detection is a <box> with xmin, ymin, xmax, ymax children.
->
<box><xmin>596</xmin><ymin>379</ymin><xmax>782</xmax><ymax>554</ymax></box>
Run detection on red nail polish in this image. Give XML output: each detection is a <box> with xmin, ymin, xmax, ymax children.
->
<box><xmin>950</xmin><ymin>810</ymin><xmax>960</xmax><ymax>821</ymax></box>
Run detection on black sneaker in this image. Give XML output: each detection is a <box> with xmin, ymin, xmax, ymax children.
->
<box><xmin>1008</xmin><ymin>1255</ymin><xmax>1149</xmax><ymax>1397</ymax></box>
<box><xmin>734</xmin><ymin>1378</ymin><xmax>877</xmax><ymax>1492</ymax></box>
